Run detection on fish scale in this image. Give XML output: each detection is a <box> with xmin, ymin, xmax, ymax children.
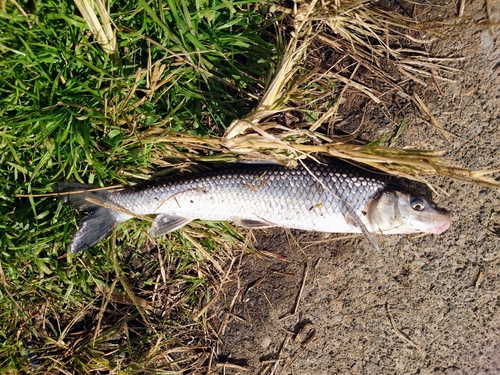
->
<box><xmin>53</xmin><ymin>160</ymin><xmax>451</xmax><ymax>252</ymax></box>
<box><xmin>110</xmin><ymin>162</ymin><xmax>385</xmax><ymax>232</ymax></box>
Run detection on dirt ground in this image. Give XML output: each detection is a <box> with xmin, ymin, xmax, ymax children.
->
<box><xmin>214</xmin><ymin>3</ymin><xmax>500</xmax><ymax>374</ymax></box>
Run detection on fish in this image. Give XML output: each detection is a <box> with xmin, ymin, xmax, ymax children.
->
<box><xmin>53</xmin><ymin>160</ymin><xmax>451</xmax><ymax>253</ymax></box>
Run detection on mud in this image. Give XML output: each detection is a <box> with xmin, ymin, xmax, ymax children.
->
<box><xmin>216</xmin><ymin>3</ymin><xmax>500</xmax><ymax>374</ymax></box>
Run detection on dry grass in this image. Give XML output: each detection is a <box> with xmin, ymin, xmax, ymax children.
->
<box><xmin>5</xmin><ymin>0</ymin><xmax>500</xmax><ymax>373</ymax></box>
<box><xmin>73</xmin><ymin>0</ymin><xmax>117</xmax><ymax>56</ymax></box>
<box><xmin>145</xmin><ymin>2</ymin><xmax>500</xmax><ymax>372</ymax></box>
<box><xmin>71</xmin><ymin>0</ymin><xmax>500</xmax><ymax>188</ymax></box>
<box><xmin>130</xmin><ymin>0</ymin><xmax>500</xmax><ymax>189</ymax></box>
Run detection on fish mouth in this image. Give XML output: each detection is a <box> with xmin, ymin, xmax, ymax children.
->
<box><xmin>429</xmin><ymin>218</ymin><xmax>451</xmax><ymax>234</ymax></box>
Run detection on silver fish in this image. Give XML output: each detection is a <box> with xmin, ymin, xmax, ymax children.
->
<box><xmin>53</xmin><ymin>160</ymin><xmax>451</xmax><ymax>253</ymax></box>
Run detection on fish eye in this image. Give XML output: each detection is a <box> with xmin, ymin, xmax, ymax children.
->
<box><xmin>410</xmin><ymin>197</ymin><xmax>425</xmax><ymax>211</ymax></box>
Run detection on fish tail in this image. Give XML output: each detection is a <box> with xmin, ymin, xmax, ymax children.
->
<box><xmin>53</xmin><ymin>182</ymin><xmax>122</xmax><ymax>253</ymax></box>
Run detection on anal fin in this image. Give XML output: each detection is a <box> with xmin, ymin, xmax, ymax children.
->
<box><xmin>149</xmin><ymin>214</ymin><xmax>194</xmax><ymax>237</ymax></box>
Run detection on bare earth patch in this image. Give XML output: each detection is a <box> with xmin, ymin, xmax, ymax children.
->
<box><xmin>214</xmin><ymin>3</ymin><xmax>500</xmax><ymax>374</ymax></box>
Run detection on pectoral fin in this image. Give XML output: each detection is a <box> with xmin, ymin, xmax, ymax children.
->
<box><xmin>233</xmin><ymin>218</ymin><xmax>275</xmax><ymax>229</ymax></box>
<box><xmin>149</xmin><ymin>214</ymin><xmax>194</xmax><ymax>237</ymax></box>
<box><xmin>344</xmin><ymin>211</ymin><xmax>380</xmax><ymax>252</ymax></box>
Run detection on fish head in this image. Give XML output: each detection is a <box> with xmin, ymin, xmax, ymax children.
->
<box><xmin>366</xmin><ymin>190</ymin><xmax>451</xmax><ymax>235</ymax></box>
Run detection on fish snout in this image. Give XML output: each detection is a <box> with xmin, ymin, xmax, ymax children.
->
<box><xmin>428</xmin><ymin>208</ymin><xmax>451</xmax><ymax>234</ymax></box>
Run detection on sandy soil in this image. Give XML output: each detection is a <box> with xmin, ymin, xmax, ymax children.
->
<box><xmin>214</xmin><ymin>3</ymin><xmax>500</xmax><ymax>374</ymax></box>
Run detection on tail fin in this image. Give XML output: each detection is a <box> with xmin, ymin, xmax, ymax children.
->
<box><xmin>53</xmin><ymin>182</ymin><xmax>119</xmax><ymax>253</ymax></box>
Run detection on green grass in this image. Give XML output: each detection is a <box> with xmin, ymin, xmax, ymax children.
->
<box><xmin>0</xmin><ymin>0</ymin><xmax>276</xmax><ymax>372</ymax></box>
